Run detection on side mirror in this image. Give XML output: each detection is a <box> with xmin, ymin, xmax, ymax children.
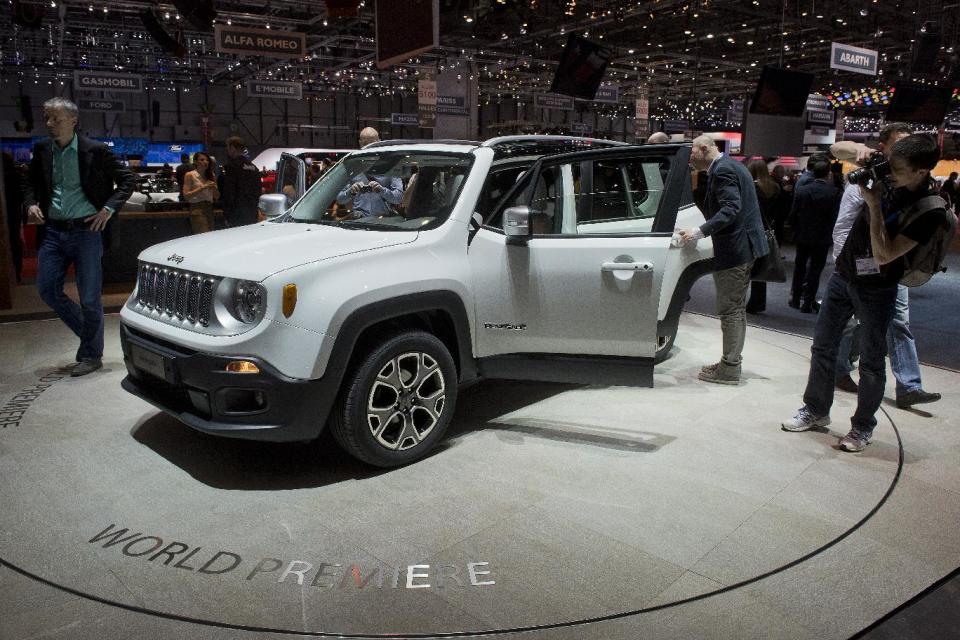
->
<box><xmin>259</xmin><ymin>193</ymin><xmax>288</xmax><ymax>219</ymax></box>
<box><xmin>502</xmin><ymin>205</ymin><xmax>530</xmax><ymax>240</ymax></box>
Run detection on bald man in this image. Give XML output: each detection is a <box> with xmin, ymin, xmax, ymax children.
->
<box><xmin>359</xmin><ymin>127</ymin><xmax>380</xmax><ymax>148</ymax></box>
<box><xmin>646</xmin><ymin>132</ymin><xmax>670</xmax><ymax>144</ymax></box>
<box><xmin>677</xmin><ymin>135</ymin><xmax>769</xmax><ymax>385</ymax></box>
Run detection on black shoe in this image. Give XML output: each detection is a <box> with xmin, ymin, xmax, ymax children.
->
<box><xmin>71</xmin><ymin>358</ymin><xmax>103</xmax><ymax>377</ymax></box>
<box><xmin>788</xmin><ymin>299</ymin><xmax>800</xmax><ymax>309</ymax></box>
<box><xmin>800</xmin><ymin>301</ymin><xmax>820</xmax><ymax>314</ymax></box>
<box><xmin>896</xmin><ymin>390</ymin><xmax>941</xmax><ymax>409</ymax></box>
<box><xmin>746</xmin><ymin>306</ymin><xmax>765</xmax><ymax>315</ymax></box>
<box><xmin>835</xmin><ymin>375</ymin><xmax>858</xmax><ymax>393</ymax></box>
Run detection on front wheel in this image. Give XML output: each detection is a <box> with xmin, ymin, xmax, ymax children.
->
<box><xmin>330</xmin><ymin>331</ymin><xmax>458</xmax><ymax>467</ymax></box>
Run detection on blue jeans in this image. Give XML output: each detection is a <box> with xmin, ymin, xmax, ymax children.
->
<box><xmin>835</xmin><ymin>317</ymin><xmax>858</xmax><ymax>378</ymax></box>
<box><xmin>834</xmin><ymin>285</ymin><xmax>921</xmax><ymax>396</ymax></box>
<box><xmin>36</xmin><ymin>227</ymin><xmax>104</xmax><ymax>360</ymax></box>
<box><xmin>887</xmin><ymin>284</ymin><xmax>922</xmax><ymax>396</ymax></box>
<box><xmin>803</xmin><ymin>272</ymin><xmax>897</xmax><ymax>436</ymax></box>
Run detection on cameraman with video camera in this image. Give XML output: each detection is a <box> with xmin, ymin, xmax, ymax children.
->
<box><xmin>782</xmin><ymin>132</ymin><xmax>948</xmax><ymax>452</ymax></box>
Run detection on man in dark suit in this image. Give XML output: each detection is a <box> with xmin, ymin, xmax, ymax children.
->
<box><xmin>22</xmin><ymin>97</ymin><xmax>135</xmax><ymax>376</ymax></box>
<box><xmin>678</xmin><ymin>135</ymin><xmax>769</xmax><ymax>384</ymax></box>
<box><xmin>788</xmin><ymin>160</ymin><xmax>840</xmax><ymax>312</ymax></box>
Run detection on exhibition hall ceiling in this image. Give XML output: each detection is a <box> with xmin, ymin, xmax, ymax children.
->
<box><xmin>2</xmin><ymin>0</ymin><xmax>958</xmax><ymax>115</ymax></box>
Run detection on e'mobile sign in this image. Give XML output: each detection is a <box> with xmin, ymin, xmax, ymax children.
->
<box><xmin>74</xmin><ymin>71</ymin><xmax>143</xmax><ymax>93</ymax></box>
<box><xmin>830</xmin><ymin>42</ymin><xmax>878</xmax><ymax>76</ymax></box>
<box><xmin>247</xmin><ymin>80</ymin><xmax>303</xmax><ymax>100</ymax></box>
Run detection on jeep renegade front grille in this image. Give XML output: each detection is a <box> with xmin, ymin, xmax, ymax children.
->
<box><xmin>136</xmin><ymin>263</ymin><xmax>216</xmax><ymax>327</ymax></box>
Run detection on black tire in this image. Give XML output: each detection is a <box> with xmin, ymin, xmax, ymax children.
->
<box><xmin>330</xmin><ymin>331</ymin><xmax>458</xmax><ymax>467</ymax></box>
<box><xmin>654</xmin><ymin>331</ymin><xmax>676</xmax><ymax>364</ymax></box>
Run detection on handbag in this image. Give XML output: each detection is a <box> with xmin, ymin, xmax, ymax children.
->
<box><xmin>751</xmin><ymin>227</ymin><xmax>787</xmax><ymax>282</ymax></box>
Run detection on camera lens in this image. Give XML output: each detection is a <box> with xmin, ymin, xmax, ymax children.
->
<box><xmin>847</xmin><ymin>167</ymin><xmax>870</xmax><ymax>185</ymax></box>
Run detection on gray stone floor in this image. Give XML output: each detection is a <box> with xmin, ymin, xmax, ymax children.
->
<box><xmin>1</xmin><ymin>313</ymin><xmax>958</xmax><ymax>639</ymax></box>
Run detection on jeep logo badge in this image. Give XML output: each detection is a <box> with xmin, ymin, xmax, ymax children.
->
<box><xmin>483</xmin><ymin>322</ymin><xmax>527</xmax><ymax>331</ymax></box>
<box><xmin>167</xmin><ymin>254</ymin><xmax>185</xmax><ymax>264</ymax></box>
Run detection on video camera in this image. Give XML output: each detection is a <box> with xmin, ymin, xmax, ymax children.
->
<box><xmin>847</xmin><ymin>152</ymin><xmax>892</xmax><ymax>186</ymax></box>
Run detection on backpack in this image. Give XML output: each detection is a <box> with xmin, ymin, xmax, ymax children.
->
<box><xmin>897</xmin><ymin>195</ymin><xmax>958</xmax><ymax>287</ymax></box>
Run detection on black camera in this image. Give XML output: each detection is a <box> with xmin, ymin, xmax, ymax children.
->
<box><xmin>847</xmin><ymin>152</ymin><xmax>892</xmax><ymax>185</ymax></box>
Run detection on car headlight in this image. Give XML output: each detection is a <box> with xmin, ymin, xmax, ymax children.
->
<box><xmin>231</xmin><ymin>280</ymin><xmax>266</xmax><ymax>324</ymax></box>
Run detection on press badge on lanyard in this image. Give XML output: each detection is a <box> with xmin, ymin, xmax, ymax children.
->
<box><xmin>855</xmin><ymin>256</ymin><xmax>880</xmax><ymax>275</ymax></box>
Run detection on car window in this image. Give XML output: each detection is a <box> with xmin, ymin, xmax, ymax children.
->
<box><xmin>477</xmin><ymin>164</ymin><xmax>530</xmax><ymax>225</ymax></box>
<box><xmin>284</xmin><ymin>151</ymin><xmax>474</xmax><ymax>232</ymax></box>
<box><xmin>574</xmin><ymin>158</ymin><xmax>667</xmax><ymax>234</ymax></box>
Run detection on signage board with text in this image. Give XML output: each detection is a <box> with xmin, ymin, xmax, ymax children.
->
<box><xmin>74</xmin><ymin>71</ymin><xmax>143</xmax><ymax>93</ymax></box>
<box><xmin>246</xmin><ymin>80</ymin><xmax>303</xmax><ymax>100</ymax></box>
<box><xmin>78</xmin><ymin>99</ymin><xmax>126</xmax><ymax>112</ymax></box>
<box><xmin>215</xmin><ymin>25</ymin><xmax>306</xmax><ymax>58</ymax></box>
<box><xmin>391</xmin><ymin>113</ymin><xmax>420</xmax><ymax>126</ymax></box>
<box><xmin>830</xmin><ymin>42</ymin><xmax>878</xmax><ymax>76</ymax></box>
<box><xmin>534</xmin><ymin>93</ymin><xmax>575</xmax><ymax>111</ymax></box>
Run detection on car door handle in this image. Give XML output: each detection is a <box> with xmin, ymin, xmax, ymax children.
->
<box><xmin>601</xmin><ymin>261</ymin><xmax>654</xmax><ymax>272</ymax></box>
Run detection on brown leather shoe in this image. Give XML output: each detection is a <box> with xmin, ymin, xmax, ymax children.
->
<box><xmin>835</xmin><ymin>374</ymin><xmax>858</xmax><ymax>393</ymax></box>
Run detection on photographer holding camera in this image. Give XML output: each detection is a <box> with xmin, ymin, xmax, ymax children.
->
<box><xmin>336</xmin><ymin>173</ymin><xmax>404</xmax><ymax>218</ymax></box>
<box><xmin>782</xmin><ymin>133</ymin><xmax>948</xmax><ymax>452</ymax></box>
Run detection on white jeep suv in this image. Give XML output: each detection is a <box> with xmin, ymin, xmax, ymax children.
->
<box><xmin>120</xmin><ymin>136</ymin><xmax>715</xmax><ymax>467</ymax></box>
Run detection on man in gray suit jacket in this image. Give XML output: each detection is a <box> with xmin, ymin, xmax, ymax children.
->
<box><xmin>678</xmin><ymin>135</ymin><xmax>769</xmax><ymax>384</ymax></box>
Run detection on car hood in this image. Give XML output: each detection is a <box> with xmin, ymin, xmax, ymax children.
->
<box><xmin>137</xmin><ymin>221</ymin><xmax>417</xmax><ymax>281</ymax></box>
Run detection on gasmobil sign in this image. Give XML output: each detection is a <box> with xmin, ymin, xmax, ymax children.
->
<box><xmin>830</xmin><ymin>42</ymin><xmax>878</xmax><ymax>76</ymax></box>
<box><xmin>74</xmin><ymin>72</ymin><xmax>143</xmax><ymax>93</ymax></box>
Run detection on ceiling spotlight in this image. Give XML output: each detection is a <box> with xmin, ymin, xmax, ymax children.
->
<box><xmin>464</xmin><ymin>15</ymin><xmax>473</xmax><ymax>22</ymax></box>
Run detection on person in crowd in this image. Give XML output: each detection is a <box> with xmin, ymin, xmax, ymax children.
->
<box><xmin>647</xmin><ymin>132</ymin><xmax>670</xmax><ymax>144</ymax></box>
<box><xmin>745</xmin><ymin>158</ymin><xmax>781</xmax><ymax>314</ymax></box>
<box><xmin>771</xmin><ymin>164</ymin><xmax>794</xmax><ymax>246</ymax></box>
<box><xmin>158</xmin><ymin>162</ymin><xmax>174</xmax><ymax>180</ymax></box>
<box><xmin>677</xmin><ymin>135</ymin><xmax>769</xmax><ymax>385</ymax></box>
<box><xmin>829</xmin><ymin>123</ymin><xmax>941</xmax><ymax>409</ymax></box>
<box><xmin>788</xmin><ymin>159</ymin><xmax>840</xmax><ymax>313</ymax></box>
<box><xmin>2</xmin><ymin>151</ymin><xmax>24</xmax><ymax>283</ymax></box>
<box><xmin>782</xmin><ymin>134</ymin><xmax>947</xmax><ymax>451</ymax></box>
<box><xmin>174</xmin><ymin>152</ymin><xmax>193</xmax><ymax>201</ymax></box>
<box><xmin>182</xmin><ymin>150</ymin><xmax>219</xmax><ymax>234</ymax></box>
<box><xmin>939</xmin><ymin>171</ymin><xmax>958</xmax><ymax>209</ymax></box>
<box><xmin>794</xmin><ymin>152</ymin><xmax>829</xmax><ymax>190</ymax></box>
<box><xmin>219</xmin><ymin>136</ymin><xmax>261</xmax><ymax>227</ymax></box>
<box><xmin>336</xmin><ymin>128</ymin><xmax>403</xmax><ymax>217</ymax></box>
<box><xmin>21</xmin><ymin>97</ymin><xmax>135</xmax><ymax>376</ymax></box>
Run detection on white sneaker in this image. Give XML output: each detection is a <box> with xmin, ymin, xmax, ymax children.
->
<box><xmin>781</xmin><ymin>406</ymin><xmax>831</xmax><ymax>432</ymax></box>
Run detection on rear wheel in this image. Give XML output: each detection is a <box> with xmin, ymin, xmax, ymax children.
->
<box><xmin>330</xmin><ymin>331</ymin><xmax>457</xmax><ymax>467</ymax></box>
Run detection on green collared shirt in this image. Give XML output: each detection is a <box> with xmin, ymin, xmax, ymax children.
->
<box><xmin>50</xmin><ymin>134</ymin><xmax>98</xmax><ymax>220</ymax></box>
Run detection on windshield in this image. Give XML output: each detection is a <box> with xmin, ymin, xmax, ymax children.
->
<box><xmin>286</xmin><ymin>151</ymin><xmax>474</xmax><ymax>231</ymax></box>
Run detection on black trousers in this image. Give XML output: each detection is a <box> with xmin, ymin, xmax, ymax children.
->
<box><xmin>791</xmin><ymin>243</ymin><xmax>830</xmax><ymax>306</ymax></box>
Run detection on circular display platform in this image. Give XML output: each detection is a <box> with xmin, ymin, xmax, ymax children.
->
<box><xmin>0</xmin><ymin>316</ymin><xmax>903</xmax><ymax>637</ymax></box>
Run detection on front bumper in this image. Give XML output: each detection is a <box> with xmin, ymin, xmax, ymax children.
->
<box><xmin>120</xmin><ymin>323</ymin><xmax>341</xmax><ymax>442</ymax></box>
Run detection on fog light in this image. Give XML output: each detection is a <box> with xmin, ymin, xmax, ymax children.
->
<box><xmin>226</xmin><ymin>361</ymin><xmax>260</xmax><ymax>374</ymax></box>
<box><xmin>282</xmin><ymin>284</ymin><xmax>297</xmax><ymax>318</ymax></box>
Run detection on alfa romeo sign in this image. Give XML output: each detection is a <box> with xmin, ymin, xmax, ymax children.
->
<box><xmin>215</xmin><ymin>25</ymin><xmax>306</xmax><ymax>58</ymax></box>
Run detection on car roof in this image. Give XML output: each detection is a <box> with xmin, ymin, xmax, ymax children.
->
<box><xmin>250</xmin><ymin>147</ymin><xmax>354</xmax><ymax>171</ymax></box>
<box><xmin>356</xmin><ymin>135</ymin><xmax>632</xmax><ymax>161</ymax></box>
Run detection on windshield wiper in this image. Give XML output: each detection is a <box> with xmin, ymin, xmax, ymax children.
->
<box><xmin>336</xmin><ymin>220</ymin><xmax>402</xmax><ymax>231</ymax></box>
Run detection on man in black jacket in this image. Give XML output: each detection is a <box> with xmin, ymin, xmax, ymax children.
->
<box><xmin>678</xmin><ymin>135</ymin><xmax>769</xmax><ymax>384</ymax></box>
<box><xmin>22</xmin><ymin>97</ymin><xmax>135</xmax><ymax>376</ymax></box>
<box><xmin>788</xmin><ymin>160</ymin><xmax>840</xmax><ymax>312</ymax></box>
<box><xmin>219</xmin><ymin>136</ymin><xmax>262</xmax><ymax>226</ymax></box>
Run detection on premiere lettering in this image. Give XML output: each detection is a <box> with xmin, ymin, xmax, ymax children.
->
<box><xmin>90</xmin><ymin>524</ymin><xmax>495</xmax><ymax>591</ymax></box>
<box><xmin>0</xmin><ymin>367</ymin><xmax>73</xmax><ymax>429</ymax></box>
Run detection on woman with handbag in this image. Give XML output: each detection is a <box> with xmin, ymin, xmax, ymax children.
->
<box><xmin>745</xmin><ymin>159</ymin><xmax>781</xmax><ymax>314</ymax></box>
